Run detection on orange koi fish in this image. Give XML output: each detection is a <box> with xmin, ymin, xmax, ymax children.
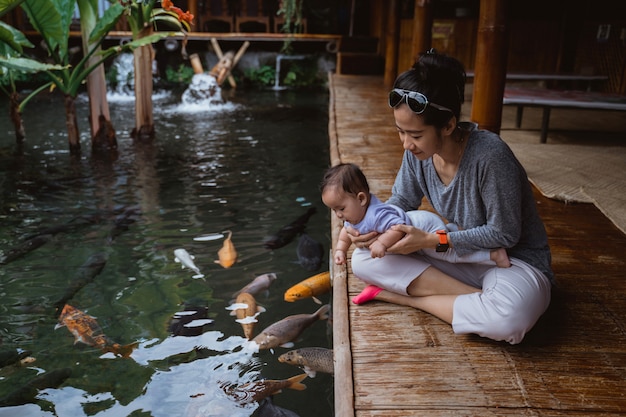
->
<box><xmin>215</xmin><ymin>230</ymin><xmax>237</xmax><ymax>268</ymax></box>
<box><xmin>284</xmin><ymin>271</ymin><xmax>331</xmax><ymax>304</ymax></box>
<box><xmin>221</xmin><ymin>373</ymin><xmax>307</xmax><ymax>404</ymax></box>
<box><xmin>228</xmin><ymin>292</ymin><xmax>265</xmax><ymax>340</ymax></box>
<box><xmin>55</xmin><ymin>304</ymin><xmax>137</xmax><ymax>358</ymax></box>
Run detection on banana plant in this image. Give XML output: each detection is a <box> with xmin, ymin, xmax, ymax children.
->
<box><xmin>0</xmin><ymin>20</ymin><xmax>64</xmax><ymax>141</ymax></box>
<box><xmin>0</xmin><ymin>0</ymin><xmax>171</xmax><ymax>155</ymax></box>
<box><xmin>21</xmin><ymin>0</ymin><xmax>168</xmax><ymax>155</ymax></box>
<box><xmin>77</xmin><ymin>0</ymin><xmax>118</xmax><ymax>153</ymax></box>
<box><xmin>119</xmin><ymin>0</ymin><xmax>193</xmax><ymax>141</ymax></box>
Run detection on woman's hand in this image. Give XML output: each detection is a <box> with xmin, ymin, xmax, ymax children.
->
<box><xmin>344</xmin><ymin>225</ymin><xmax>379</xmax><ymax>249</ymax></box>
<box><xmin>386</xmin><ymin>224</ymin><xmax>433</xmax><ymax>255</ymax></box>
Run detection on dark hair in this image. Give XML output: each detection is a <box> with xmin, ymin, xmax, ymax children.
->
<box><xmin>393</xmin><ymin>49</ymin><xmax>466</xmax><ymax>128</ymax></box>
<box><xmin>320</xmin><ymin>163</ymin><xmax>369</xmax><ymax>196</ymax></box>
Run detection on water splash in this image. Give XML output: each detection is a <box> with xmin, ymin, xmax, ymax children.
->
<box><xmin>181</xmin><ymin>74</ymin><xmax>224</xmax><ymax>106</ymax></box>
<box><xmin>107</xmin><ymin>53</ymin><xmax>170</xmax><ymax>102</ymax></box>
<box><xmin>107</xmin><ymin>53</ymin><xmax>135</xmax><ymax>101</ymax></box>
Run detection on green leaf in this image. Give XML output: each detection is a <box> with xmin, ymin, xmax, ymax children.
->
<box><xmin>123</xmin><ymin>32</ymin><xmax>173</xmax><ymax>49</ymax></box>
<box><xmin>152</xmin><ymin>13</ymin><xmax>189</xmax><ymax>32</ymax></box>
<box><xmin>0</xmin><ymin>21</ymin><xmax>34</xmax><ymax>53</ymax></box>
<box><xmin>0</xmin><ymin>56</ymin><xmax>67</xmax><ymax>72</ymax></box>
<box><xmin>21</xmin><ymin>0</ymin><xmax>65</xmax><ymax>58</ymax></box>
<box><xmin>0</xmin><ymin>0</ymin><xmax>26</xmax><ymax>18</ymax></box>
<box><xmin>88</xmin><ymin>2</ymin><xmax>125</xmax><ymax>44</ymax></box>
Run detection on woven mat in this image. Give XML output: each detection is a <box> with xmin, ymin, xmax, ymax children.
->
<box><xmin>507</xmin><ymin>142</ymin><xmax>626</xmax><ymax>235</ymax></box>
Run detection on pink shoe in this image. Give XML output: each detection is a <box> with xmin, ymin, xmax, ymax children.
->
<box><xmin>352</xmin><ymin>285</ymin><xmax>383</xmax><ymax>305</ymax></box>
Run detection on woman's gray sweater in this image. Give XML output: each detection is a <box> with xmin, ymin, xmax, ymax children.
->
<box><xmin>387</xmin><ymin>124</ymin><xmax>554</xmax><ymax>281</ymax></box>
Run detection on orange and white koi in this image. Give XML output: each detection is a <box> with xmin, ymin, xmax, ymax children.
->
<box><xmin>215</xmin><ymin>230</ymin><xmax>237</xmax><ymax>268</ymax></box>
<box><xmin>284</xmin><ymin>271</ymin><xmax>331</xmax><ymax>304</ymax></box>
<box><xmin>55</xmin><ymin>304</ymin><xmax>137</xmax><ymax>358</ymax></box>
<box><xmin>227</xmin><ymin>292</ymin><xmax>265</xmax><ymax>340</ymax></box>
<box><xmin>221</xmin><ymin>373</ymin><xmax>307</xmax><ymax>404</ymax></box>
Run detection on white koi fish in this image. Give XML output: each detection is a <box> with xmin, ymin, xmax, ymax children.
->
<box><xmin>173</xmin><ymin>248</ymin><xmax>204</xmax><ymax>279</ymax></box>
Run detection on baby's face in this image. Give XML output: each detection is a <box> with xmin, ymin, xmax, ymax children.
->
<box><xmin>322</xmin><ymin>186</ymin><xmax>367</xmax><ymax>225</ymax></box>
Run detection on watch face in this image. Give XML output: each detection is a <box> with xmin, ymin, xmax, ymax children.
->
<box><xmin>436</xmin><ymin>243</ymin><xmax>449</xmax><ymax>253</ymax></box>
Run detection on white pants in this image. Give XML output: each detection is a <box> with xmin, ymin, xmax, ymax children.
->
<box><xmin>350</xmin><ymin>249</ymin><xmax>552</xmax><ymax>345</ymax></box>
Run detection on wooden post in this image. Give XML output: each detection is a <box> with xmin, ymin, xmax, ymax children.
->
<box><xmin>383</xmin><ymin>0</ymin><xmax>400</xmax><ymax>88</ymax></box>
<box><xmin>411</xmin><ymin>0</ymin><xmax>433</xmax><ymax>63</ymax></box>
<box><xmin>470</xmin><ymin>0</ymin><xmax>508</xmax><ymax>134</ymax></box>
<box><xmin>187</xmin><ymin>0</ymin><xmax>198</xmax><ymax>29</ymax></box>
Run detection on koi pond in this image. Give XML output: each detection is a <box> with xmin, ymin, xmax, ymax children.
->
<box><xmin>0</xmin><ymin>86</ymin><xmax>333</xmax><ymax>416</ymax></box>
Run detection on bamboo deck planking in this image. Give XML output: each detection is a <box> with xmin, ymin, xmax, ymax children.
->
<box><xmin>329</xmin><ymin>73</ymin><xmax>626</xmax><ymax>416</ymax></box>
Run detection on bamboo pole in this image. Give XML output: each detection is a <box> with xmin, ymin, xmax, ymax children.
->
<box><xmin>189</xmin><ymin>53</ymin><xmax>204</xmax><ymax>74</ymax></box>
<box><xmin>470</xmin><ymin>0</ymin><xmax>508</xmax><ymax>134</ymax></box>
<box><xmin>411</xmin><ymin>0</ymin><xmax>433</xmax><ymax>63</ymax></box>
<box><xmin>210</xmin><ymin>38</ymin><xmax>236</xmax><ymax>88</ymax></box>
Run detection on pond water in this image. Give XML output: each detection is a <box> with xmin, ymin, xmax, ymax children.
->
<box><xmin>0</xmin><ymin>85</ymin><xmax>333</xmax><ymax>416</ymax></box>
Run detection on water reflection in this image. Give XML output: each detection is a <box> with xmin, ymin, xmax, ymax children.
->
<box><xmin>0</xmin><ymin>88</ymin><xmax>333</xmax><ymax>416</ymax></box>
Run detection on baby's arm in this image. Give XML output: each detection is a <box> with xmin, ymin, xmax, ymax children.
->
<box><xmin>334</xmin><ymin>227</ymin><xmax>352</xmax><ymax>265</ymax></box>
<box><xmin>369</xmin><ymin>228</ymin><xmax>405</xmax><ymax>258</ymax></box>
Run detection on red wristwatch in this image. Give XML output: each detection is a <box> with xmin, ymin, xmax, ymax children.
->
<box><xmin>435</xmin><ymin>230</ymin><xmax>449</xmax><ymax>252</ymax></box>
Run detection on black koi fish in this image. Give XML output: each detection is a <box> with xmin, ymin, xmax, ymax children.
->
<box><xmin>53</xmin><ymin>252</ymin><xmax>109</xmax><ymax>314</ymax></box>
<box><xmin>296</xmin><ymin>233</ymin><xmax>324</xmax><ymax>271</ymax></box>
<box><xmin>0</xmin><ymin>368</ymin><xmax>72</xmax><ymax>406</ymax></box>
<box><xmin>264</xmin><ymin>207</ymin><xmax>316</xmax><ymax>250</ymax></box>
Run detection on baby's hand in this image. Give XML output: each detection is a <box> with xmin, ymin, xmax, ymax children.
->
<box><xmin>369</xmin><ymin>241</ymin><xmax>387</xmax><ymax>258</ymax></box>
<box><xmin>334</xmin><ymin>250</ymin><xmax>347</xmax><ymax>265</ymax></box>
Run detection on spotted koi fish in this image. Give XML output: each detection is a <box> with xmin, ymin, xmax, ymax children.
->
<box><xmin>221</xmin><ymin>373</ymin><xmax>307</xmax><ymax>404</ymax></box>
<box><xmin>55</xmin><ymin>304</ymin><xmax>137</xmax><ymax>358</ymax></box>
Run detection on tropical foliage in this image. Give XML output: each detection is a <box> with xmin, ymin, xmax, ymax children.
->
<box><xmin>0</xmin><ymin>0</ymin><xmax>192</xmax><ymax>153</ymax></box>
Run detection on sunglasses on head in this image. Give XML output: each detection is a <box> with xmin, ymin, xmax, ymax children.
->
<box><xmin>388</xmin><ymin>88</ymin><xmax>452</xmax><ymax>114</ymax></box>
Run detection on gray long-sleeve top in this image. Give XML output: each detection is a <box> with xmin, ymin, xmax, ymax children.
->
<box><xmin>387</xmin><ymin>123</ymin><xmax>554</xmax><ymax>282</ymax></box>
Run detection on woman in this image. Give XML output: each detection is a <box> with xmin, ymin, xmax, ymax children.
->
<box><xmin>348</xmin><ymin>50</ymin><xmax>553</xmax><ymax>344</ymax></box>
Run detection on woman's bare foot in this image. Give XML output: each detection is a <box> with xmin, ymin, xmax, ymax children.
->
<box><xmin>490</xmin><ymin>248</ymin><xmax>511</xmax><ymax>268</ymax></box>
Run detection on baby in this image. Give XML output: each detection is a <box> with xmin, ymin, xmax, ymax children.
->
<box><xmin>320</xmin><ymin>163</ymin><xmax>510</xmax><ymax>268</ymax></box>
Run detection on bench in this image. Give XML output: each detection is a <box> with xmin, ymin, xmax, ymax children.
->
<box><xmin>502</xmin><ymin>86</ymin><xmax>626</xmax><ymax>143</ymax></box>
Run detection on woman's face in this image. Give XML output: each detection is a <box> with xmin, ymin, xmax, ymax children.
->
<box><xmin>393</xmin><ymin>105</ymin><xmax>443</xmax><ymax>160</ymax></box>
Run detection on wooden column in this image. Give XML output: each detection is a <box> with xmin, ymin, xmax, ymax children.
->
<box><xmin>470</xmin><ymin>0</ymin><xmax>508</xmax><ymax>134</ymax></box>
<box><xmin>411</xmin><ymin>0</ymin><xmax>433</xmax><ymax>63</ymax></box>
<box><xmin>383</xmin><ymin>0</ymin><xmax>400</xmax><ymax>87</ymax></box>
<box><xmin>187</xmin><ymin>0</ymin><xmax>198</xmax><ymax>25</ymax></box>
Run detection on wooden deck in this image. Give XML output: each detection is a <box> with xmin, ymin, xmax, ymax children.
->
<box><xmin>328</xmin><ymin>74</ymin><xmax>626</xmax><ymax>416</ymax></box>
